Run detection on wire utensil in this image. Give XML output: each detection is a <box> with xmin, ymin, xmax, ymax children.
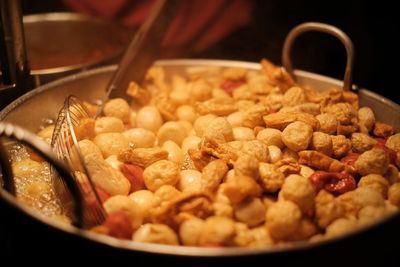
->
<box><xmin>51</xmin><ymin>95</ymin><xmax>105</xmax><ymax>227</ymax></box>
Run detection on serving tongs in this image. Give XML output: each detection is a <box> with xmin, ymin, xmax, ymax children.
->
<box><xmin>50</xmin><ymin>0</ymin><xmax>179</xmax><ymax>227</ymax></box>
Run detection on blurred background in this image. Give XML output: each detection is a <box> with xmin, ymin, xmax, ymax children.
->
<box><xmin>20</xmin><ymin>0</ymin><xmax>399</xmax><ymax>104</ymax></box>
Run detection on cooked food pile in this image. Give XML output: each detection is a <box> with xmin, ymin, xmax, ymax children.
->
<box><xmin>11</xmin><ymin>59</ymin><xmax>400</xmax><ymax>247</ymax></box>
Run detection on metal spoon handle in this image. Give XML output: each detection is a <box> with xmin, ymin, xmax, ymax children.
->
<box><xmin>102</xmin><ymin>0</ymin><xmax>179</xmax><ymax>102</ymax></box>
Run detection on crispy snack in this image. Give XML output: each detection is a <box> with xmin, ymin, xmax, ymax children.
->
<box><xmin>373</xmin><ymin>122</ymin><xmax>394</xmax><ymax>138</ymax></box>
<box><xmin>298</xmin><ymin>150</ymin><xmax>348</xmax><ymax>173</ymax></box>
<box><xmin>150</xmin><ymin>191</ymin><xmax>213</xmax><ymax>229</ymax></box>
<box><xmin>201</xmin><ymin>160</ymin><xmax>229</xmax><ymax>192</ymax></box>
<box><xmin>118</xmin><ymin>147</ymin><xmax>168</xmax><ymax>168</ymax></box>
<box><xmin>200</xmin><ymin>136</ymin><xmax>239</xmax><ymax>164</ymax></box>
<box><xmin>223</xmin><ymin>175</ymin><xmax>262</xmax><ymax>205</ymax></box>
<box><xmin>195</xmin><ymin>98</ymin><xmax>238</xmax><ymax>116</ymax></box>
<box><xmin>187</xmin><ymin>149</ymin><xmax>216</xmax><ymax>171</ymax></box>
<box><xmin>260</xmin><ymin>59</ymin><xmax>295</xmax><ymax>92</ymax></box>
<box><xmin>126</xmin><ymin>81</ymin><xmax>151</xmax><ymax>105</ymax></box>
<box><xmin>263</xmin><ymin>112</ymin><xmax>320</xmax><ymax>131</ymax></box>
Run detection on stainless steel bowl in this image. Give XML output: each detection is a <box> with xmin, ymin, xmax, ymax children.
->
<box><xmin>1</xmin><ymin>60</ymin><xmax>400</xmax><ymax>261</ymax></box>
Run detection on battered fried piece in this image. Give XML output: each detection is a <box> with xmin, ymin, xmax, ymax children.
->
<box><xmin>298</xmin><ymin>150</ymin><xmax>348</xmax><ymax>173</ymax></box>
<box><xmin>118</xmin><ymin>147</ymin><xmax>168</xmax><ymax>168</ymax></box>
<box><xmin>263</xmin><ymin>112</ymin><xmax>319</xmax><ymax>131</ymax></box>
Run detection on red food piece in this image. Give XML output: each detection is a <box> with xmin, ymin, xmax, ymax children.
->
<box><xmin>122</xmin><ymin>164</ymin><xmax>145</xmax><ymax>193</ymax></box>
<box><xmin>80</xmin><ymin>182</ymin><xmax>110</xmax><ymax>203</ymax></box>
<box><xmin>340</xmin><ymin>153</ymin><xmax>360</xmax><ymax>166</ymax></box>
<box><xmin>309</xmin><ymin>171</ymin><xmax>356</xmax><ymax>196</ymax></box>
<box><xmin>103</xmin><ymin>211</ymin><xmax>133</xmax><ymax>239</ymax></box>
<box><xmin>374</xmin><ymin>138</ymin><xmax>387</xmax><ymax>146</ymax></box>
<box><xmin>219</xmin><ymin>79</ymin><xmax>245</xmax><ymax>95</ymax></box>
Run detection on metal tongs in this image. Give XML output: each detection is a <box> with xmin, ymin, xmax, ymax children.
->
<box><xmin>51</xmin><ymin>0</ymin><xmax>179</xmax><ymax>227</ymax></box>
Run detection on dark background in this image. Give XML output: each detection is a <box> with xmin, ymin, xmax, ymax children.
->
<box><xmin>21</xmin><ymin>0</ymin><xmax>400</xmax><ymax>104</ymax></box>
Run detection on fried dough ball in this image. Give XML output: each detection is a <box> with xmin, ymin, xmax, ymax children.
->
<box><xmin>350</xmin><ymin>133</ymin><xmax>377</xmax><ymax>153</ymax></box>
<box><xmin>233</xmin><ymin>127</ymin><xmax>255</xmax><ymax>141</ymax></box>
<box><xmin>388</xmin><ymin>183</ymin><xmax>400</xmax><ymax>208</ymax></box>
<box><xmin>268</xmin><ymin>145</ymin><xmax>282</xmax><ymax>163</ymax></box>
<box><xmin>241</xmin><ymin>140</ymin><xmax>270</xmax><ymax>163</ymax></box>
<box><xmin>325</xmin><ymin>217</ymin><xmax>358</xmax><ymax>237</ymax></box>
<box><xmin>203</xmin><ymin>117</ymin><xmax>234</xmax><ymax>142</ymax></box>
<box><xmin>133</xmin><ymin>223</ymin><xmax>179</xmax><ymax>245</ymax></box>
<box><xmin>234</xmin><ymin>197</ymin><xmax>265</xmax><ymax>227</ymax></box>
<box><xmin>136</xmin><ymin>106</ymin><xmax>163</xmax><ymax>133</ymax></box>
<box><xmin>178</xmin><ymin>169</ymin><xmax>202</xmax><ymax>192</ymax></box>
<box><xmin>103</xmin><ymin>195</ymin><xmax>143</xmax><ymax>229</ymax></box>
<box><xmin>278</xmin><ymin>174</ymin><xmax>315</xmax><ymax>213</ymax></box>
<box><xmin>358</xmin><ymin>107</ymin><xmax>375</xmax><ymax>132</ymax></box>
<box><xmin>95</xmin><ymin>117</ymin><xmax>124</xmax><ymax>135</ymax></box>
<box><xmin>179</xmin><ymin>218</ymin><xmax>205</xmax><ymax>246</ymax></box>
<box><xmin>282</xmin><ymin>86</ymin><xmax>306</xmax><ymax>107</ymax></box>
<box><xmin>93</xmin><ymin>132</ymin><xmax>129</xmax><ymax>158</ymax></box>
<box><xmin>316</xmin><ymin>113</ymin><xmax>337</xmax><ymax>135</ymax></box>
<box><xmin>193</xmin><ymin>114</ymin><xmax>217</xmax><ymax>137</ymax></box>
<box><xmin>198</xmin><ymin>216</ymin><xmax>236</xmax><ymax>246</ymax></box>
<box><xmin>143</xmin><ymin>160</ymin><xmax>180</xmax><ymax>191</ymax></box>
<box><xmin>310</xmin><ymin>132</ymin><xmax>333</xmax><ymax>156</ymax></box>
<box><xmin>122</xmin><ymin>128</ymin><xmax>156</xmax><ymax>148</ymax></box>
<box><xmin>256</xmin><ymin>128</ymin><xmax>284</xmax><ymax>149</ymax></box>
<box><xmin>331</xmin><ymin>135</ymin><xmax>351</xmax><ymax>158</ymax></box>
<box><xmin>129</xmin><ymin>190</ymin><xmax>155</xmax><ymax>221</ymax></box>
<box><xmin>358</xmin><ymin>174</ymin><xmax>389</xmax><ymax>198</ymax></box>
<box><xmin>265</xmin><ymin>200</ymin><xmax>302</xmax><ymax>241</ymax></box>
<box><xmin>227</xmin><ymin>111</ymin><xmax>246</xmax><ymax>127</ymax></box>
<box><xmin>258</xmin><ymin>163</ymin><xmax>285</xmax><ymax>193</ymax></box>
<box><xmin>162</xmin><ymin>140</ymin><xmax>184</xmax><ymax>164</ymax></box>
<box><xmin>355</xmin><ymin>148</ymin><xmax>390</xmax><ymax>176</ymax></box>
<box><xmin>315</xmin><ymin>190</ymin><xmax>345</xmax><ymax>228</ymax></box>
<box><xmin>282</xmin><ymin>121</ymin><xmax>313</xmax><ymax>152</ymax></box>
<box><xmin>386</xmin><ymin>133</ymin><xmax>400</xmax><ymax>152</ymax></box>
<box><xmin>176</xmin><ymin>105</ymin><xmax>197</xmax><ymax>123</ymax></box>
<box><xmin>157</xmin><ymin>121</ymin><xmax>188</xmax><ymax>146</ymax></box>
<box><xmin>104</xmin><ymin>98</ymin><xmax>130</xmax><ymax>123</ymax></box>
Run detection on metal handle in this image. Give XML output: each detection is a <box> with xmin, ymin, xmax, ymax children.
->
<box><xmin>282</xmin><ymin>22</ymin><xmax>354</xmax><ymax>91</ymax></box>
<box><xmin>101</xmin><ymin>0</ymin><xmax>179</xmax><ymax>105</ymax></box>
<box><xmin>0</xmin><ymin>122</ymin><xmax>83</xmax><ymax>228</ymax></box>
<box><xmin>0</xmin><ymin>0</ymin><xmax>34</xmax><ymax>109</ymax></box>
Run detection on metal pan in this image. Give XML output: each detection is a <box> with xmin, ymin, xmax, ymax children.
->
<box><xmin>1</xmin><ymin>23</ymin><xmax>400</xmax><ymax>262</ymax></box>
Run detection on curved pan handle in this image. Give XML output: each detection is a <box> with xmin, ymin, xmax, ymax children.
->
<box><xmin>0</xmin><ymin>122</ymin><xmax>83</xmax><ymax>228</ymax></box>
<box><xmin>282</xmin><ymin>22</ymin><xmax>354</xmax><ymax>91</ymax></box>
